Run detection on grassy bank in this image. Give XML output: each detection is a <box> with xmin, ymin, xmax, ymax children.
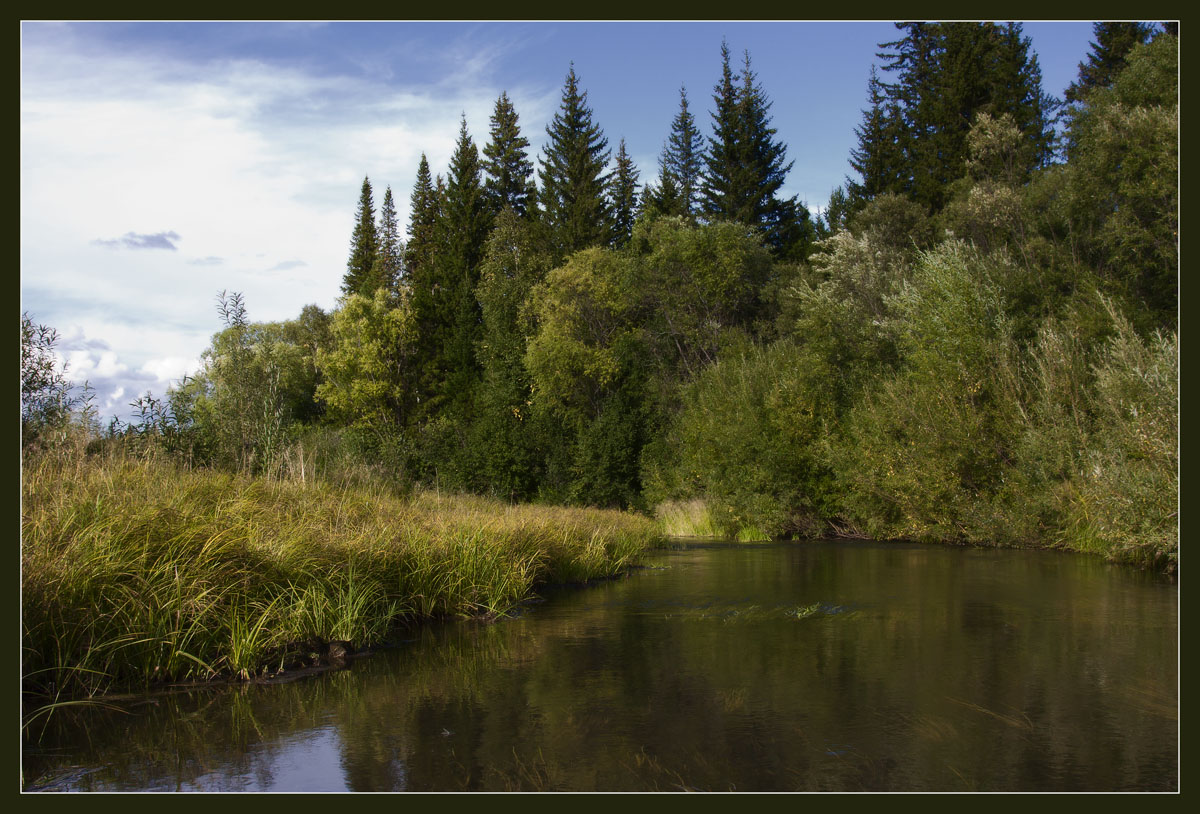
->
<box><xmin>21</xmin><ymin>449</ymin><xmax>664</xmax><ymax>705</ymax></box>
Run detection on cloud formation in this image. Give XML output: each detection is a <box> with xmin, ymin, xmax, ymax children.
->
<box><xmin>187</xmin><ymin>255</ymin><xmax>224</xmax><ymax>266</ymax></box>
<box><xmin>92</xmin><ymin>231</ymin><xmax>182</xmax><ymax>250</ymax></box>
<box><xmin>269</xmin><ymin>259</ymin><xmax>307</xmax><ymax>271</ymax></box>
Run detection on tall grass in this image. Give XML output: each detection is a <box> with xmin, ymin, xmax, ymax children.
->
<box><xmin>21</xmin><ymin>448</ymin><xmax>663</xmax><ymax>705</ymax></box>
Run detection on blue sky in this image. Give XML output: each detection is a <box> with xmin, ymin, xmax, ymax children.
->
<box><xmin>21</xmin><ymin>20</ymin><xmax>1105</xmax><ymax>422</ymax></box>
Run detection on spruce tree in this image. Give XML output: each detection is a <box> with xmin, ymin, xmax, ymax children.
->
<box><xmin>661</xmin><ymin>85</ymin><xmax>705</xmax><ymax>217</ymax></box>
<box><xmin>876</xmin><ymin>21</ymin><xmax>1053</xmax><ymax>211</ymax></box>
<box><xmin>702</xmin><ymin>44</ymin><xmax>808</xmax><ymax>258</ymax></box>
<box><xmin>482</xmin><ymin>91</ymin><xmax>536</xmax><ymax>218</ymax></box>
<box><xmin>847</xmin><ymin>65</ymin><xmax>907</xmax><ymax>205</ymax></box>
<box><xmin>609</xmin><ymin>138</ymin><xmax>640</xmax><ymax>247</ymax></box>
<box><xmin>538</xmin><ymin>64</ymin><xmax>613</xmax><ymax>259</ymax></box>
<box><xmin>1065</xmin><ymin>22</ymin><xmax>1155</xmax><ymax>103</ymax></box>
<box><xmin>431</xmin><ymin>116</ymin><xmax>491</xmax><ymax>417</ymax></box>
<box><xmin>405</xmin><ymin>154</ymin><xmax>442</xmax><ymax>416</ymax></box>
<box><xmin>405</xmin><ymin>155</ymin><xmax>438</xmax><ymax>287</ymax></box>
<box><xmin>342</xmin><ymin>176</ymin><xmax>379</xmax><ymax>297</ymax></box>
<box><xmin>701</xmin><ymin>41</ymin><xmax>743</xmax><ymax>223</ymax></box>
<box><xmin>371</xmin><ymin>186</ymin><xmax>403</xmax><ymax>297</ymax></box>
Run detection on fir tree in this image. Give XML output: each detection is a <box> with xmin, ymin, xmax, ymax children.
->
<box><xmin>405</xmin><ymin>155</ymin><xmax>438</xmax><ymax>287</ymax></box>
<box><xmin>371</xmin><ymin>186</ymin><xmax>403</xmax><ymax>297</ymax></box>
<box><xmin>1065</xmin><ymin>22</ymin><xmax>1155</xmax><ymax>103</ymax></box>
<box><xmin>702</xmin><ymin>44</ymin><xmax>808</xmax><ymax>258</ymax></box>
<box><xmin>609</xmin><ymin>138</ymin><xmax>640</xmax><ymax>247</ymax></box>
<box><xmin>877</xmin><ymin>21</ymin><xmax>1053</xmax><ymax>211</ymax></box>
<box><xmin>431</xmin><ymin>116</ymin><xmax>491</xmax><ymax>417</ymax></box>
<box><xmin>342</xmin><ymin>176</ymin><xmax>379</xmax><ymax>297</ymax></box>
<box><xmin>538</xmin><ymin>64</ymin><xmax>613</xmax><ymax>259</ymax></box>
<box><xmin>662</xmin><ymin>85</ymin><xmax>704</xmax><ymax>217</ymax></box>
<box><xmin>405</xmin><ymin>154</ymin><xmax>442</xmax><ymax>415</ymax></box>
<box><xmin>847</xmin><ymin>65</ymin><xmax>907</xmax><ymax>205</ymax></box>
<box><xmin>482</xmin><ymin>91</ymin><xmax>536</xmax><ymax>218</ymax></box>
<box><xmin>701</xmin><ymin>41</ymin><xmax>742</xmax><ymax>223</ymax></box>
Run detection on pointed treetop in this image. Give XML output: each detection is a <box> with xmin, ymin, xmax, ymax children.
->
<box><xmin>342</xmin><ymin>175</ymin><xmax>380</xmax><ymax>297</ymax></box>
<box><xmin>539</xmin><ymin>63</ymin><xmax>613</xmax><ymax>258</ymax></box>
<box><xmin>483</xmin><ymin>90</ymin><xmax>535</xmax><ymax>218</ymax></box>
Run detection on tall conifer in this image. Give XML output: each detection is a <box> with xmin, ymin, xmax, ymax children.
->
<box><xmin>701</xmin><ymin>41</ymin><xmax>742</xmax><ymax>223</ymax></box>
<box><xmin>1065</xmin><ymin>22</ymin><xmax>1154</xmax><ymax>103</ymax></box>
<box><xmin>702</xmin><ymin>44</ymin><xmax>807</xmax><ymax>258</ymax></box>
<box><xmin>538</xmin><ymin>64</ymin><xmax>613</xmax><ymax>259</ymax></box>
<box><xmin>372</xmin><ymin>186</ymin><xmax>403</xmax><ymax>297</ymax></box>
<box><xmin>609</xmin><ymin>138</ymin><xmax>640</xmax><ymax>247</ymax></box>
<box><xmin>482</xmin><ymin>91</ymin><xmax>536</xmax><ymax>218</ymax></box>
<box><xmin>431</xmin><ymin>116</ymin><xmax>491</xmax><ymax>416</ymax></box>
<box><xmin>877</xmin><ymin>21</ymin><xmax>1053</xmax><ymax>211</ymax></box>
<box><xmin>848</xmin><ymin>65</ymin><xmax>907</xmax><ymax>204</ymax></box>
<box><xmin>405</xmin><ymin>154</ymin><xmax>441</xmax><ymax>415</ymax></box>
<box><xmin>342</xmin><ymin>176</ymin><xmax>379</xmax><ymax>297</ymax></box>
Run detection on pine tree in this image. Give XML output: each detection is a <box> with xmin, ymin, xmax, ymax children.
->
<box><xmin>1065</xmin><ymin>22</ymin><xmax>1155</xmax><ymax>103</ymax></box>
<box><xmin>342</xmin><ymin>176</ymin><xmax>379</xmax><ymax>297</ymax></box>
<box><xmin>371</xmin><ymin>186</ymin><xmax>403</xmax><ymax>297</ymax></box>
<box><xmin>609</xmin><ymin>138</ymin><xmax>640</xmax><ymax>247</ymax></box>
<box><xmin>482</xmin><ymin>91</ymin><xmax>536</xmax><ymax>218</ymax></box>
<box><xmin>538</xmin><ymin>64</ymin><xmax>613</xmax><ymax>259</ymax></box>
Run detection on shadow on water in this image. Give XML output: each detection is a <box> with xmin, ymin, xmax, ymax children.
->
<box><xmin>23</xmin><ymin>540</ymin><xmax>1178</xmax><ymax>792</ymax></box>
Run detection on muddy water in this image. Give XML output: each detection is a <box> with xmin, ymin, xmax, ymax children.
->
<box><xmin>23</xmin><ymin>541</ymin><xmax>1178</xmax><ymax>791</ymax></box>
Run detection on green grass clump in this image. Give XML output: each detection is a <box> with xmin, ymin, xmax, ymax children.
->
<box><xmin>21</xmin><ymin>450</ymin><xmax>663</xmax><ymax>705</ymax></box>
<box><xmin>654</xmin><ymin>499</ymin><xmax>722</xmax><ymax>539</ymax></box>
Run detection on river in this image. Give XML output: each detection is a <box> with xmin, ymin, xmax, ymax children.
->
<box><xmin>22</xmin><ymin>540</ymin><xmax>1178</xmax><ymax>792</ymax></box>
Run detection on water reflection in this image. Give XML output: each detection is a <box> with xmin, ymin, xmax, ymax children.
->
<box><xmin>23</xmin><ymin>541</ymin><xmax>1177</xmax><ymax>792</ymax></box>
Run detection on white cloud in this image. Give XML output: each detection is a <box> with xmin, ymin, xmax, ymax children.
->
<box><xmin>140</xmin><ymin>356</ymin><xmax>199</xmax><ymax>383</ymax></box>
<box><xmin>103</xmin><ymin>386</ymin><xmax>126</xmax><ymax>414</ymax></box>
<box><xmin>22</xmin><ymin>26</ymin><xmax>548</xmax><ymax>421</ymax></box>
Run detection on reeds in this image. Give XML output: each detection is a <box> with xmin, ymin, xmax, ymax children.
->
<box><xmin>21</xmin><ymin>448</ymin><xmax>663</xmax><ymax>705</ymax></box>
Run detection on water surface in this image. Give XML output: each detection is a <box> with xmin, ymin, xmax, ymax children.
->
<box><xmin>23</xmin><ymin>541</ymin><xmax>1178</xmax><ymax>791</ymax></box>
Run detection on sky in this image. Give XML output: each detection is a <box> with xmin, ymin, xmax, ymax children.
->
<box><xmin>21</xmin><ymin>20</ymin><xmax>1104</xmax><ymax>423</ymax></box>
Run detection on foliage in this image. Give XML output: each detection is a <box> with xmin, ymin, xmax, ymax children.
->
<box><xmin>643</xmin><ymin>85</ymin><xmax>704</xmax><ymax>219</ymax></box>
<box><xmin>343</xmin><ymin>177</ymin><xmax>380</xmax><ymax>296</ymax></box>
<box><xmin>1064</xmin><ymin>22</ymin><xmax>1155</xmax><ymax>104</ymax></box>
<box><xmin>648</xmin><ymin>338</ymin><xmax>839</xmax><ymax>540</ymax></box>
<box><xmin>1060</xmin><ymin>34</ymin><xmax>1178</xmax><ymax>328</ymax></box>
<box><xmin>701</xmin><ymin>43</ymin><xmax>810</xmax><ymax>259</ymax></box>
<box><xmin>538</xmin><ymin>65</ymin><xmax>613</xmax><ymax>259</ymax></box>
<box><xmin>471</xmin><ymin>209</ymin><xmax>554</xmax><ymax>501</ymax></box>
<box><xmin>609</xmin><ymin>138</ymin><xmax>640</xmax><ymax>247</ymax></box>
<box><xmin>831</xmin><ymin>242</ymin><xmax>1024</xmax><ymax>542</ymax></box>
<box><xmin>482</xmin><ymin>91</ymin><xmax>536</xmax><ymax>218</ymax></box>
<box><xmin>21</xmin><ymin>313</ymin><xmax>80</xmax><ymax>448</ymax></box>
<box><xmin>873</xmin><ymin>22</ymin><xmax>1054</xmax><ymax>211</ymax></box>
<box><xmin>316</xmin><ymin>288</ymin><xmax>416</xmax><ymax>432</ymax></box>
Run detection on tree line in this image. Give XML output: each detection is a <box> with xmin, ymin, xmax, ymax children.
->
<box><xmin>22</xmin><ymin>24</ymin><xmax>1178</xmax><ymax>570</ymax></box>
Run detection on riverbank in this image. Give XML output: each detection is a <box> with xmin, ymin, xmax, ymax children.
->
<box><xmin>21</xmin><ymin>450</ymin><xmax>664</xmax><ymax>706</ymax></box>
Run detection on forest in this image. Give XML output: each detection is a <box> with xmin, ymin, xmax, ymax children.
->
<box><xmin>24</xmin><ymin>23</ymin><xmax>1178</xmax><ymax>570</ymax></box>
<box><xmin>21</xmin><ymin>23</ymin><xmax>1180</xmax><ymax>689</ymax></box>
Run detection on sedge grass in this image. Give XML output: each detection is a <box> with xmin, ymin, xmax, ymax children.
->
<box><xmin>22</xmin><ymin>449</ymin><xmax>664</xmax><ymax>707</ymax></box>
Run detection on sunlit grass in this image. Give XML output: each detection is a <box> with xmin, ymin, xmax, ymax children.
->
<box><xmin>21</xmin><ymin>448</ymin><xmax>664</xmax><ymax>704</ymax></box>
<box><xmin>654</xmin><ymin>498</ymin><xmax>722</xmax><ymax>538</ymax></box>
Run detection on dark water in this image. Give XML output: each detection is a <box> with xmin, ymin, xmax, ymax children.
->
<box><xmin>23</xmin><ymin>541</ymin><xmax>1177</xmax><ymax>792</ymax></box>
